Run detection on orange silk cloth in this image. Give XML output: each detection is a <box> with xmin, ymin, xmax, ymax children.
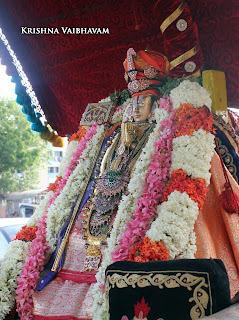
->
<box><xmin>195</xmin><ymin>151</ymin><xmax>239</xmax><ymax>298</ymax></box>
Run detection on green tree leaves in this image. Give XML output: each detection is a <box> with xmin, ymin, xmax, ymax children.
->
<box><xmin>0</xmin><ymin>99</ymin><xmax>48</xmax><ymax>192</ymax></box>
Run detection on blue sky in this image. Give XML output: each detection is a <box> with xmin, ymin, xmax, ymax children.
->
<box><xmin>0</xmin><ymin>64</ymin><xmax>16</xmax><ymax>99</ymax></box>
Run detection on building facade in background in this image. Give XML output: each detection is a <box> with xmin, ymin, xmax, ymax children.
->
<box><xmin>0</xmin><ymin>143</ymin><xmax>67</xmax><ymax>218</ymax></box>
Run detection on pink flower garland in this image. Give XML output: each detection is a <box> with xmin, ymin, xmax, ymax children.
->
<box><xmin>47</xmin><ymin>123</ymin><xmax>98</xmax><ymax>208</ymax></box>
<box><xmin>15</xmin><ymin>123</ymin><xmax>99</xmax><ymax>319</ymax></box>
<box><xmin>16</xmin><ymin>214</ymin><xmax>49</xmax><ymax>320</ymax></box>
<box><xmin>112</xmin><ymin>97</ymin><xmax>176</xmax><ymax>261</ymax></box>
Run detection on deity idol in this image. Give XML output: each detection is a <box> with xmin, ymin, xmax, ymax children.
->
<box><xmin>1</xmin><ymin>3</ymin><xmax>239</xmax><ymax>320</ymax></box>
<box><xmin>26</xmin><ymin>48</ymin><xmax>170</xmax><ymax>320</ymax></box>
<box><xmin>1</xmin><ymin>47</ymin><xmax>236</xmax><ymax>320</ymax></box>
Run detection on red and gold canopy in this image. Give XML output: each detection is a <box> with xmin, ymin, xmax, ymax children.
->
<box><xmin>0</xmin><ymin>0</ymin><xmax>238</xmax><ymax>136</ymax></box>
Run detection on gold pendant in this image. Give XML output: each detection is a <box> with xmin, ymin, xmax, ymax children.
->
<box><xmin>82</xmin><ymin>245</ymin><xmax>102</xmax><ymax>272</ymax></box>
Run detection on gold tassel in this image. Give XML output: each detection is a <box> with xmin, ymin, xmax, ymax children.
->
<box><xmin>40</xmin><ymin>127</ymin><xmax>64</xmax><ymax>147</ymax></box>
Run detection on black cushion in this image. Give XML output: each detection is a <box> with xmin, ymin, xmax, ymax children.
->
<box><xmin>105</xmin><ymin>259</ymin><xmax>230</xmax><ymax>320</ymax></box>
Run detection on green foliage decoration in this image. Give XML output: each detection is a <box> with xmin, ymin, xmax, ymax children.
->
<box><xmin>110</xmin><ymin>89</ymin><xmax>131</xmax><ymax>107</ymax></box>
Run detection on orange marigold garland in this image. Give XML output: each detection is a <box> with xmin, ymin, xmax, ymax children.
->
<box><xmin>174</xmin><ymin>104</ymin><xmax>213</xmax><ymax>137</ymax></box>
<box><xmin>162</xmin><ymin>169</ymin><xmax>208</xmax><ymax>210</ymax></box>
<box><xmin>47</xmin><ymin>176</ymin><xmax>63</xmax><ymax>193</ymax></box>
<box><xmin>68</xmin><ymin>125</ymin><xmax>87</xmax><ymax>143</ymax></box>
<box><xmin>14</xmin><ymin>226</ymin><xmax>38</xmax><ymax>242</ymax></box>
<box><xmin>127</xmin><ymin>237</ymin><xmax>169</xmax><ymax>262</ymax></box>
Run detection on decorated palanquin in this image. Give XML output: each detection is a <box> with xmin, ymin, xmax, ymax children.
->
<box><xmin>1</xmin><ymin>1</ymin><xmax>239</xmax><ymax>320</ymax></box>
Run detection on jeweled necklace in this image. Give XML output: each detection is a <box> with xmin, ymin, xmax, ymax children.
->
<box><xmin>82</xmin><ymin>122</ymin><xmax>154</xmax><ymax>271</ymax></box>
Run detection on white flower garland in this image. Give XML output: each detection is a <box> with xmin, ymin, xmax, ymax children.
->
<box><xmin>92</xmin><ymin>106</ymin><xmax>170</xmax><ymax>320</ymax></box>
<box><xmin>146</xmin><ymin>82</ymin><xmax>215</xmax><ymax>260</ymax></box>
<box><xmin>26</xmin><ymin>191</ymin><xmax>54</xmax><ymax>227</ymax></box>
<box><xmin>171</xmin><ymin>129</ymin><xmax>215</xmax><ymax>185</ymax></box>
<box><xmin>0</xmin><ymin>131</ymin><xmax>79</xmax><ymax>318</ymax></box>
<box><xmin>146</xmin><ymin>191</ymin><xmax>199</xmax><ymax>259</ymax></box>
<box><xmin>46</xmin><ymin>124</ymin><xmax>105</xmax><ymax>249</ymax></box>
<box><xmin>0</xmin><ymin>192</ymin><xmax>53</xmax><ymax>319</ymax></box>
<box><xmin>58</xmin><ymin>140</ymin><xmax>79</xmax><ymax>177</ymax></box>
<box><xmin>0</xmin><ymin>124</ymin><xmax>103</xmax><ymax>319</ymax></box>
<box><xmin>170</xmin><ymin>80</ymin><xmax>212</xmax><ymax>110</ymax></box>
<box><xmin>178</xmin><ymin>232</ymin><xmax>197</xmax><ymax>259</ymax></box>
<box><xmin>0</xmin><ymin>240</ymin><xmax>30</xmax><ymax>319</ymax></box>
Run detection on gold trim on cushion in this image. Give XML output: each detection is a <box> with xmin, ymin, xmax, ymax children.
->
<box><xmin>105</xmin><ymin>270</ymin><xmax>212</xmax><ymax>320</ymax></box>
<box><xmin>160</xmin><ymin>0</ymin><xmax>186</xmax><ymax>34</ymax></box>
<box><xmin>170</xmin><ymin>43</ymin><xmax>200</xmax><ymax>70</ymax></box>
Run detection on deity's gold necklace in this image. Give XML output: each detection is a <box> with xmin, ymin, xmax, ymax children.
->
<box><xmin>81</xmin><ymin>122</ymin><xmax>155</xmax><ymax>271</ymax></box>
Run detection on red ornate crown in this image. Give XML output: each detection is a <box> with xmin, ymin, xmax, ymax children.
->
<box><xmin>123</xmin><ymin>48</ymin><xmax>170</xmax><ymax>98</ymax></box>
<box><xmin>124</xmin><ymin>0</ymin><xmax>204</xmax><ymax>98</ymax></box>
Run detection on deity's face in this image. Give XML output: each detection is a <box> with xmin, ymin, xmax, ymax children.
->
<box><xmin>132</xmin><ymin>95</ymin><xmax>152</xmax><ymax>122</ymax></box>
